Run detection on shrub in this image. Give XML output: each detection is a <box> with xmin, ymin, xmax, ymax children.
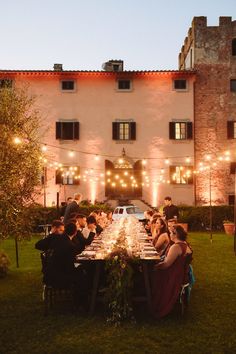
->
<box><xmin>178</xmin><ymin>205</ymin><xmax>234</xmax><ymax>231</ymax></box>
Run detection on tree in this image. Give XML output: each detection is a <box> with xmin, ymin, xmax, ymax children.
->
<box><xmin>0</xmin><ymin>85</ymin><xmax>43</xmax><ymax>239</ymax></box>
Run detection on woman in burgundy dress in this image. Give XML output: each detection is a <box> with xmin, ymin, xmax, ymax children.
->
<box><xmin>151</xmin><ymin>225</ymin><xmax>193</xmax><ymax>318</ymax></box>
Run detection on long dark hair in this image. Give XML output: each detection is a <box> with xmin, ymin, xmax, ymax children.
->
<box><xmin>157</xmin><ymin>218</ymin><xmax>168</xmax><ymax>235</ymax></box>
<box><xmin>174</xmin><ymin>225</ymin><xmax>187</xmax><ymax>241</ymax></box>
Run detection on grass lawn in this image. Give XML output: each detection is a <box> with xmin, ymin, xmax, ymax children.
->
<box><xmin>0</xmin><ymin>233</ymin><xmax>236</xmax><ymax>354</ymax></box>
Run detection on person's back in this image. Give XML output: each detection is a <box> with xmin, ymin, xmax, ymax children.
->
<box><xmin>63</xmin><ymin>193</ymin><xmax>82</xmax><ymax>224</ymax></box>
<box><xmin>35</xmin><ymin>223</ymin><xmax>77</xmax><ymax>287</ymax></box>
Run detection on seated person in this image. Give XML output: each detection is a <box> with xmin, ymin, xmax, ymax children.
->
<box><xmin>35</xmin><ymin>223</ymin><xmax>78</xmax><ymax>288</ymax></box>
<box><xmin>151</xmin><ymin>225</ymin><xmax>193</xmax><ymax>318</ymax></box>
<box><xmin>89</xmin><ymin>211</ymin><xmax>103</xmax><ymax>235</ymax></box>
<box><xmin>72</xmin><ymin>214</ymin><xmax>97</xmax><ymax>254</ymax></box>
<box><xmin>143</xmin><ymin>210</ymin><xmax>154</xmax><ymax>233</ymax></box>
<box><xmin>152</xmin><ymin>218</ymin><xmax>170</xmax><ymax>256</ymax></box>
<box><xmin>35</xmin><ymin>220</ymin><xmax>64</xmax><ymax>253</ymax></box>
<box><xmin>50</xmin><ymin>220</ymin><xmax>64</xmax><ymax>235</ymax></box>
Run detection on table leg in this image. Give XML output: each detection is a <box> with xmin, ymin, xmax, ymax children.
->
<box><xmin>89</xmin><ymin>262</ymin><xmax>101</xmax><ymax>316</ymax></box>
<box><xmin>142</xmin><ymin>262</ymin><xmax>152</xmax><ymax>313</ymax></box>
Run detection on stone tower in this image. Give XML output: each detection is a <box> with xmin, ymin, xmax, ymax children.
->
<box><xmin>179</xmin><ymin>17</ymin><xmax>236</xmax><ymax>205</ymax></box>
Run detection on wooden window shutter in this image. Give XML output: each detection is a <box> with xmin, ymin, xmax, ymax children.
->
<box><xmin>187</xmin><ymin>122</ymin><xmax>193</xmax><ymax>139</ymax></box>
<box><xmin>227</xmin><ymin>121</ymin><xmax>234</xmax><ymax>139</ymax></box>
<box><xmin>73</xmin><ymin>122</ymin><xmax>80</xmax><ymax>140</ymax></box>
<box><xmin>130</xmin><ymin>122</ymin><xmax>136</xmax><ymax>140</ymax></box>
<box><xmin>56</xmin><ymin>122</ymin><xmax>61</xmax><ymax>139</ymax></box>
<box><xmin>230</xmin><ymin>162</ymin><xmax>236</xmax><ymax>174</ymax></box>
<box><xmin>169</xmin><ymin>122</ymin><xmax>176</xmax><ymax>139</ymax></box>
<box><xmin>55</xmin><ymin>170</ymin><xmax>62</xmax><ymax>184</ymax></box>
<box><xmin>112</xmin><ymin>122</ymin><xmax>119</xmax><ymax>140</ymax></box>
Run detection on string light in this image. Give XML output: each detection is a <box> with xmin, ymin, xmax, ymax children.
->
<box><xmin>42</xmin><ymin>145</ymin><xmax>47</xmax><ymax>152</ymax></box>
<box><xmin>185</xmin><ymin>157</ymin><xmax>191</xmax><ymax>163</ymax></box>
<box><xmin>13</xmin><ymin>137</ymin><xmax>21</xmax><ymax>144</ymax></box>
<box><xmin>69</xmin><ymin>151</ymin><xmax>75</xmax><ymax>157</ymax></box>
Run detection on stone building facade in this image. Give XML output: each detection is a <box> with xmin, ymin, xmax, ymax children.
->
<box><xmin>179</xmin><ymin>16</ymin><xmax>236</xmax><ymax>205</ymax></box>
<box><xmin>0</xmin><ymin>66</ymin><xmax>195</xmax><ymax>207</ymax></box>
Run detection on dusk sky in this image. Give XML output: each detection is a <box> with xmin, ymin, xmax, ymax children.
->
<box><xmin>1</xmin><ymin>0</ymin><xmax>236</xmax><ymax>71</ymax></box>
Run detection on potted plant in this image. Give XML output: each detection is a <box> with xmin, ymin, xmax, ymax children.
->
<box><xmin>223</xmin><ymin>220</ymin><xmax>235</xmax><ymax>235</ymax></box>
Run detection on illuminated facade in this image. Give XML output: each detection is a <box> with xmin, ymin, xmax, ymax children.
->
<box><xmin>0</xmin><ymin>64</ymin><xmax>195</xmax><ymax>206</ymax></box>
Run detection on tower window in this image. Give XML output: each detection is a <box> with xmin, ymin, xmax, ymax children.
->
<box><xmin>230</xmin><ymin>80</ymin><xmax>236</xmax><ymax>92</ymax></box>
<box><xmin>232</xmin><ymin>39</ymin><xmax>236</xmax><ymax>56</ymax></box>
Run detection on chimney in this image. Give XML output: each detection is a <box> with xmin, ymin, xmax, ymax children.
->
<box><xmin>53</xmin><ymin>63</ymin><xmax>63</xmax><ymax>71</ymax></box>
<box><xmin>102</xmin><ymin>60</ymin><xmax>124</xmax><ymax>72</ymax></box>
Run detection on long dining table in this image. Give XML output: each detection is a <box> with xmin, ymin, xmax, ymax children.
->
<box><xmin>75</xmin><ymin>217</ymin><xmax>161</xmax><ymax>316</ymax></box>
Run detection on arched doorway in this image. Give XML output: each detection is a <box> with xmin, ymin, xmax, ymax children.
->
<box><xmin>105</xmin><ymin>149</ymin><xmax>143</xmax><ymax>199</ymax></box>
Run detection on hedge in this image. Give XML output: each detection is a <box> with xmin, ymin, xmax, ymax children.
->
<box><xmin>30</xmin><ymin>201</ymin><xmax>113</xmax><ymax>233</ymax></box>
<box><xmin>178</xmin><ymin>205</ymin><xmax>234</xmax><ymax>231</ymax></box>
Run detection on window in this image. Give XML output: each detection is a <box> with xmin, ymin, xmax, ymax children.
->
<box><xmin>112</xmin><ymin>121</ymin><xmax>136</xmax><ymax>140</ymax></box>
<box><xmin>227</xmin><ymin>121</ymin><xmax>236</xmax><ymax>139</ymax></box>
<box><xmin>118</xmin><ymin>208</ymin><xmax>124</xmax><ymax>214</ymax></box>
<box><xmin>230</xmin><ymin>80</ymin><xmax>236</xmax><ymax>92</ymax></box>
<box><xmin>169</xmin><ymin>122</ymin><xmax>193</xmax><ymax>140</ymax></box>
<box><xmin>61</xmin><ymin>80</ymin><xmax>75</xmax><ymax>91</ymax></box>
<box><xmin>228</xmin><ymin>195</ymin><xmax>235</xmax><ymax>205</ymax></box>
<box><xmin>56</xmin><ymin>121</ymin><xmax>80</xmax><ymax>140</ymax></box>
<box><xmin>170</xmin><ymin>166</ymin><xmax>193</xmax><ymax>184</ymax></box>
<box><xmin>232</xmin><ymin>39</ymin><xmax>236</xmax><ymax>56</ymax></box>
<box><xmin>117</xmin><ymin>80</ymin><xmax>131</xmax><ymax>90</ymax></box>
<box><xmin>0</xmin><ymin>79</ymin><xmax>13</xmax><ymax>89</ymax></box>
<box><xmin>173</xmin><ymin>79</ymin><xmax>187</xmax><ymax>90</ymax></box>
<box><xmin>56</xmin><ymin>166</ymin><xmax>80</xmax><ymax>185</ymax></box>
<box><xmin>230</xmin><ymin>162</ymin><xmax>236</xmax><ymax>174</ymax></box>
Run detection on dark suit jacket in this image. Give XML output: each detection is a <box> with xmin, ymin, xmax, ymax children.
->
<box><xmin>35</xmin><ymin>233</ymin><xmax>76</xmax><ymax>287</ymax></box>
<box><xmin>72</xmin><ymin>229</ymin><xmax>96</xmax><ymax>254</ymax></box>
<box><xmin>63</xmin><ymin>201</ymin><xmax>80</xmax><ymax>224</ymax></box>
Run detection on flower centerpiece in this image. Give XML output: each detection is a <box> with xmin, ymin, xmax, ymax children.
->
<box><xmin>104</xmin><ymin>221</ymin><xmax>137</xmax><ymax>325</ymax></box>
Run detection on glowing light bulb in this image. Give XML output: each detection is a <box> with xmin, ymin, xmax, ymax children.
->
<box><xmin>42</xmin><ymin>145</ymin><xmax>47</xmax><ymax>152</ymax></box>
<box><xmin>142</xmin><ymin>159</ymin><xmax>147</xmax><ymax>165</ymax></box>
<box><xmin>186</xmin><ymin>157</ymin><xmax>191</xmax><ymax>163</ymax></box>
<box><xmin>69</xmin><ymin>151</ymin><xmax>75</xmax><ymax>157</ymax></box>
<box><xmin>165</xmin><ymin>159</ymin><xmax>170</xmax><ymax>165</ymax></box>
<box><xmin>94</xmin><ymin>155</ymin><xmax>100</xmax><ymax>161</ymax></box>
<box><xmin>13</xmin><ymin>137</ymin><xmax>21</xmax><ymax>144</ymax></box>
